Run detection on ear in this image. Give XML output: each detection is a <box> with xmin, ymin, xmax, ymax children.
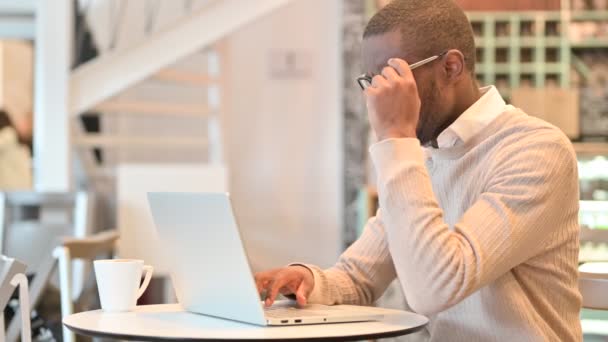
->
<box><xmin>442</xmin><ymin>49</ymin><xmax>465</xmax><ymax>82</ymax></box>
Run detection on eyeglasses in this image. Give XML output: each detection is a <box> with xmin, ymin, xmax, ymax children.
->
<box><xmin>356</xmin><ymin>50</ymin><xmax>448</xmax><ymax>91</ymax></box>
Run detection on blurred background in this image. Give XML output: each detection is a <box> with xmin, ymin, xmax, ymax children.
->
<box><xmin>0</xmin><ymin>0</ymin><xmax>607</xmax><ymax>341</ymax></box>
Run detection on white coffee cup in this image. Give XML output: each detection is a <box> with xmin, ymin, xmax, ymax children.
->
<box><xmin>94</xmin><ymin>259</ymin><xmax>154</xmax><ymax>312</ymax></box>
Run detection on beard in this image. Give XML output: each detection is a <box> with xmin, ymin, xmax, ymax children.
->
<box><xmin>416</xmin><ymin>79</ymin><xmax>444</xmax><ymax>147</ymax></box>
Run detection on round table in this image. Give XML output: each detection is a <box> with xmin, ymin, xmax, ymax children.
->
<box><xmin>579</xmin><ymin>262</ymin><xmax>608</xmax><ymax>310</ymax></box>
<box><xmin>63</xmin><ymin>304</ymin><xmax>428</xmax><ymax>341</ymax></box>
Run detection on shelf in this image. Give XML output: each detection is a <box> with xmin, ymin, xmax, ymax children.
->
<box><xmin>572</xmin><ymin>11</ymin><xmax>608</xmax><ymax>22</ymax></box>
<box><xmin>571</xmin><ymin>39</ymin><xmax>608</xmax><ymax>48</ymax></box>
<box><xmin>518</xmin><ymin>64</ymin><xmax>536</xmax><ymax>73</ymax></box>
<box><xmin>468</xmin><ymin>11</ymin><xmax>608</xmax><ymax>45</ymax></box>
<box><xmin>541</xmin><ymin>37</ymin><xmax>563</xmax><ymax>46</ymax></box>
<box><xmin>574</xmin><ymin>142</ymin><xmax>608</xmax><ymax>156</ymax></box>
<box><xmin>492</xmin><ymin>63</ymin><xmax>509</xmax><ymax>73</ymax></box>
<box><xmin>467</xmin><ymin>11</ymin><xmax>562</xmax><ymax>21</ymax></box>
<box><xmin>495</xmin><ymin>37</ymin><xmax>511</xmax><ymax>46</ymax></box>
<box><xmin>476</xmin><ymin>63</ymin><xmax>562</xmax><ymax>74</ymax></box>
<box><xmin>475</xmin><ymin>37</ymin><xmax>562</xmax><ymax>47</ymax></box>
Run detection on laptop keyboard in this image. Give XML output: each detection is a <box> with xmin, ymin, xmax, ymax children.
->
<box><xmin>264</xmin><ymin>306</ymin><xmax>325</xmax><ymax>318</ymax></box>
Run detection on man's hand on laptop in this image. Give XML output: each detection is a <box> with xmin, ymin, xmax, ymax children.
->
<box><xmin>254</xmin><ymin>265</ymin><xmax>314</xmax><ymax>308</ymax></box>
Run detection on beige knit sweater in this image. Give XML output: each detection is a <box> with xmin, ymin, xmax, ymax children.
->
<box><xmin>304</xmin><ymin>108</ymin><xmax>582</xmax><ymax>341</ymax></box>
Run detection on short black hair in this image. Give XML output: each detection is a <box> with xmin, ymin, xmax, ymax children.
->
<box><xmin>364</xmin><ymin>0</ymin><xmax>476</xmax><ymax>73</ymax></box>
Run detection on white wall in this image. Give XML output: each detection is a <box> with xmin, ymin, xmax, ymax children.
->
<box><xmin>83</xmin><ymin>0</ymin><xmax>344</xmax><ymax>270</ymax></box>
<box><xmin>224</xmin><ymin>0</ymin><xmax>343</xmax><ymax>270</ymax></box>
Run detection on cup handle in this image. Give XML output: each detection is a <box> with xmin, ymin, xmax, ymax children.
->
<box><xmin>136</xmin><ymin>265</ymin><xmax>154</xmax><ymax>299</ymax></box>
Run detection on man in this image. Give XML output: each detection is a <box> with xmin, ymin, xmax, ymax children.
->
<box><xmin>255</xmin><ymin>0</ymin><xmax>582</xmax><ymax>340</ymax></box>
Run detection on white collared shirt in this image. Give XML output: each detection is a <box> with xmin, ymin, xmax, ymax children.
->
<box><xmin>434</xmin><ymin>85</ymin><xmax>508</xmax><ymax>149</ymax></box>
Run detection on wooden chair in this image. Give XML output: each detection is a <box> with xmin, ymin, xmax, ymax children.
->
<box><xmin>0</xmin><ymin>191</ymin><xmax>96</xmax><ymax>302</ymax></box>
<box><xmin>5</xmin><ymin>230</ymin><xmax>119</xmax><ymax>342</ymax></box>
<box><xmin>0</xmin><ymin>255</ymin><xmax>30</xmax><ymax>342</ymax></box>
<box><xmin>54</xmin><ymin>230</ymin><xmax>120</xmax><ymax>342</ymax></box>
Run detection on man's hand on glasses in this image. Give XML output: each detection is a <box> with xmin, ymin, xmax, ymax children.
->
<box><xmin>364</xmin><ymin>58</ymin><xmax>421</xmax><ymax>142</ymax></box>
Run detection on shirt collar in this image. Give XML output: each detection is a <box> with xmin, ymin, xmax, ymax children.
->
<box><xmin>434</xmin><ymin>85</ymin><xmax>507</xmax><ymax>149</ymax></box>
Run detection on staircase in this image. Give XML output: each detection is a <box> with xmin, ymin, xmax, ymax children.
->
<box><xmin>31</xmin><ymin>0</ymin><xmax>294</xmax><ymax>191</ymax></box>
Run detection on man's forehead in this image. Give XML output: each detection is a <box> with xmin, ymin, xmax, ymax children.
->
<box><xmin>362</xmin><ymin>30</ymin><xmax>417</xmax><ymax>74</ymax></box>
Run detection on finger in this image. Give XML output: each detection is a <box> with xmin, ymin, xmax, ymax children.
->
<box><xmin>278</xmin><ymin>280</ymin><xmax>298</xmax><ymax>295</ymax></box>
<box><xmin>381</xmin><ymin>66</ymin><xmax>400</xmax><ymax>82</ymax></box>
<box><xmin>254</xmin><ymin>274</ymin><xmax>264</xmax><ymax>293</ymax></box>
<box><xmin>265</xmin><ymin>276</ymin><xmax>287</xmax><ymax>307</ymax></box>
<box><xmin>371</xmin><ymin>74</ymin><xmax>389</xmax><ymax>88</ymax></box>
<box><xmin>254</xmin><ymin>272</ymin><xmax>273</xmax><ymax>295</ymax></box>
<box><xmin>295</xmin><ymin>274</ymin><xmax>314</xmax><ymax>307</ymax></box>
<box><xmin>388</xmin><ymin>58</ymin><xmax>414</xmax><ymax>80</ymax></box>
<box><xmin>363</xmin><ymin>86</ymin><xmax>378</xmax><ymax>98</ymax></box>
<box><xmin>281</xmin><ymin>279</ymin><xmax>300</xmax><ymax>295</ymax></box>
<box><xmin>257</xmin><ymin>279</ymin><xmax>271</xmax><ymax>299</ymax></box>
<box><xmin>295</xmin><ymin>284</ymin><xmax>309</xmax><ymax>306</ymax></box>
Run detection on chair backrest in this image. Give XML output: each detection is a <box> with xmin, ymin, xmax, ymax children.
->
<box><xmin>1</xmin><ymin>255</ymin><xmax>31</xmax><ymax>342</ymax></box>
<box><xmin>117</xmin><ymin>164</ymin><xmax>227</xmax><ymax>276</ymax></box>
<box><xmin>0</xmin><ymin>191</ymin><xmax>95</xmax><ymax>301</ymax></box>
<box><xmin>0</xmin><ymin>191</ymin><xmax>94</xmax><ymax>255</ymax></box>
<box><xmin>0</xmin><ymin>255</ymin><xmax>26</xmax><ymax>310</ymax></box>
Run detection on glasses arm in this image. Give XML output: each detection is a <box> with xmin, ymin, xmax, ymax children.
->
<box><xmin>409</xmin><ymin>50</ymin><xmax>448</xmax><ymax>70</ymax></box>
<box><xmin>356</xmin><ymin>50</ymin><xmax>449</xmax><ymax>90</ymax></box>
<box><xmin>409</xmin><ymin>55</ymin><xmax>440</xmax><ymax>70</ymax></box>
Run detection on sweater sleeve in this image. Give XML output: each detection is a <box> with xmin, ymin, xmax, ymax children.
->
<box><xmin>294</xmin><ymin>211</ymin><xmax>398</xmax><ymax>306</ymax></box>
<box><xmin>369</xmin><ymin>135</ymin><xmax>579</xmax><ymax>316</ymax></box>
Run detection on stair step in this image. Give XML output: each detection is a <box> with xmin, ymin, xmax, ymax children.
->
<box><xmin>94</xmin><ymin>100</ymin><xmax>211</xmax><ymax>116</ymax></box>
<box><xmin>74</xmin><ymin>135</ymin><xmax>208</xmax><ymax>148</ymax></box>
<box><xmin>153</xmin><ymin>68</ymin><xmax>217</xmax><ymax>86</ymax></box>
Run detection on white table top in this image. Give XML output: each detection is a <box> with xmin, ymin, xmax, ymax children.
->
<box><xmin>63</xmin><ymin>304</ymin><xmax>428</xmax><ymax>341</ymax></box>
<box><xmin>579</xmin><ymin>262</ymin><xmax>608</xmax><ymax>310</ymax></box>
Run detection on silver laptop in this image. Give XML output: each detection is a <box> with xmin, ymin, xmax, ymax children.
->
<box><xmin>147</xmin><ymin>192</ymin><xmax>386</xmax><ymax>326</ymax></box>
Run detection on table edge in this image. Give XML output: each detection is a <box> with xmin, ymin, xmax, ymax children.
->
<box><xmin>64</xmin><ymin>320</ymin><xmax>427</xmax><ymax>342</ymax></box>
